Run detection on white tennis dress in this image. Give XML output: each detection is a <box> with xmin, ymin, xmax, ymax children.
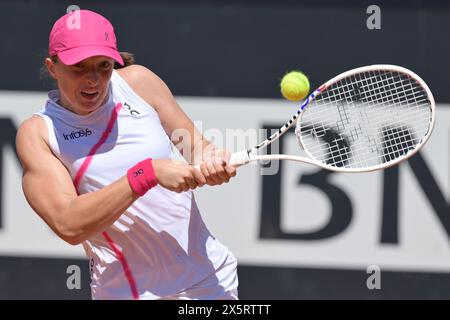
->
<box><xmin>35</xmin><ymin>70</ymin><xmax>238</xmax><ymax>300</ymax></box>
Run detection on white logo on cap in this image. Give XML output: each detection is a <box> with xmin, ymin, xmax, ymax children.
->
<box><xmin>66</xmin><ymin>5</ymin><xmax>81</xmax><ymax>30</ymax></box>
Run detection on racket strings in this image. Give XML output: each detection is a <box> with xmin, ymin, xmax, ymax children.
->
<box><xmin>297</xmin><ymin>70</ymin><xmax>432</xmax><ymax>168</ymax></box>
<box><xmin>305</xmin><ymin>127</ymin><xmax>418</xmax><ymax>167</ymax></box>
<box><xmin>310</xmin><ymin>85</ymin><xmax>429</xmax><ymax>137</ymax></box>
<box><xmin>319</xmin><ymin>74</ymin><xmax>428</xmax><ymax>113</ymax></box>
<box><xmin>300</xmin><ymin>114</ymin><xmax>428</xmax><ymax>168</ymax></box>
<box><xmin>316</xmin><ymin>74</ymin><xmax>428</xmax><ymax>166</ymax></box>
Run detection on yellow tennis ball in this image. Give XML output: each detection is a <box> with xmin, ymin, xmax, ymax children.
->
<box><xmin>280</xmin><ymin>71</ymin><xmax>310</xmax><ymax>101</ymax></box>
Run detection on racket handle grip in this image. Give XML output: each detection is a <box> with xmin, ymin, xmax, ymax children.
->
<box><xmin>229</xmin><ymin>150</ymin><xmax>251</xmax><ymax>166</ymax></box>
<box><xmin>193</xmin><ymin>150</ymin><xmax>251</xmax><ymax>170</ymax></box>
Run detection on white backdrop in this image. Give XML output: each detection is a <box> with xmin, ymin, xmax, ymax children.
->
<box><xmin>0</xmin><ymin>91</ymin><xmax>448</xmax><ymax>274</ymax></box>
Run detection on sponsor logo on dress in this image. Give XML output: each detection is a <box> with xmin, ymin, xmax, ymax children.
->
<box><xmin>62</xmin><ymin>128</ymin><xmax>92</xmax><ymax>141</ymax></box>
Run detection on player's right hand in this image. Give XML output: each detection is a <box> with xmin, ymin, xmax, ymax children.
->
<box><xmin>152</xmin><ymin>159</ymin><xmax>206</xmax><ymax>193</ymax></box>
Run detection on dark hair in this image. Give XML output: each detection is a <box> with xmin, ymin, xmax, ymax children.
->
<box><xmin>115</xmin><ymin>52</ymin><xmax>135</xmax><ymax>69</ymax></box>
<box><xmin>40</xmin><ymin>51</ymin><xmax>135</xmax><ymax>79</ymax></box>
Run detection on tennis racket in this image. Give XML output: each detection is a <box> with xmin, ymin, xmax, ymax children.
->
<box><xmin>196</xmin><ymin>64</ymin><xmax>435</xmax><ymax>173</ymax></box>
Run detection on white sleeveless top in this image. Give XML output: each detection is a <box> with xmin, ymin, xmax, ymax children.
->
<box><xmin>35</xmin><ymin>70</ymin><xmax>238</xmax><ymax>300</ymax></box>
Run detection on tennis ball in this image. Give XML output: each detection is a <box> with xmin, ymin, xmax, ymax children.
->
<box><xmin>280</xmin><ymin>71</ymin><xmax>310</xmax><ymax>101</ymax></box>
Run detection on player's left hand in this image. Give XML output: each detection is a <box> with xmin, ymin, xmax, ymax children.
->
<box><xmin>199</xmin><ymin>149</ymin><xmax>236</xmax><ymax>186</ymax></box>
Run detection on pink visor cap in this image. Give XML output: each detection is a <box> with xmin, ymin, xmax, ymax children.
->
<box><xmin>48</xmin><ymin>10</ymin><xmax>124</xmax><ymax>66</ymax></box>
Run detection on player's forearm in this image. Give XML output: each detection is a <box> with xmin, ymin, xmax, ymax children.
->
<box><xmin>171</xmin><ymin>121</ymin><xmax>216</xmax><ymax>164</ymax></box>
<box><xmin>191</xmin><ymin>134</ymin><xmax>216</xmax><ymax>164</ymax></box>
<box><xmin>58</xmin><ymin>176</ymin><xmax>138</xmax><ymax>245</ymax></box>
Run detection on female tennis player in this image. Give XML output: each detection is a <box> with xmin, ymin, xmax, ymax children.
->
<box><xmin>16</xmin><ymin>9</ymin><xmax>238</xmax><ymax>300</ymax></box>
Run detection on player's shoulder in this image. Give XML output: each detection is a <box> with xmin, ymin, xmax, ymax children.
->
<box><xmin>115</xmin><ymin>64</ymin><xmax>169</xmax><ymax>110</ymax></box>
<box><xmin>17</xmin><ymin>115</ymin><xmax>46</xmax><ymax>137</ymax></box>
<box><xmin>16</xmin><ymin>115</ymin><xmax>48</xmax><ymax>146</ymax></box>
<box><xmin>115</xmin><ymin>64</ymin><xmax>162</xmax><ymax>87</ymax></box>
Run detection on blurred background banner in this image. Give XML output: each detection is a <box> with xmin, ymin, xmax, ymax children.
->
<box><xmin>0</xmin><ymin>0</ymin><xmax>449</xmax><ymax>299</ymax></box>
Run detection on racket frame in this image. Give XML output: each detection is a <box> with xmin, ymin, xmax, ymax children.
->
<box><xmin>230</xmin><ymin>64</ymin><xmax>436</xmax><ymax>172</ymax></box>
